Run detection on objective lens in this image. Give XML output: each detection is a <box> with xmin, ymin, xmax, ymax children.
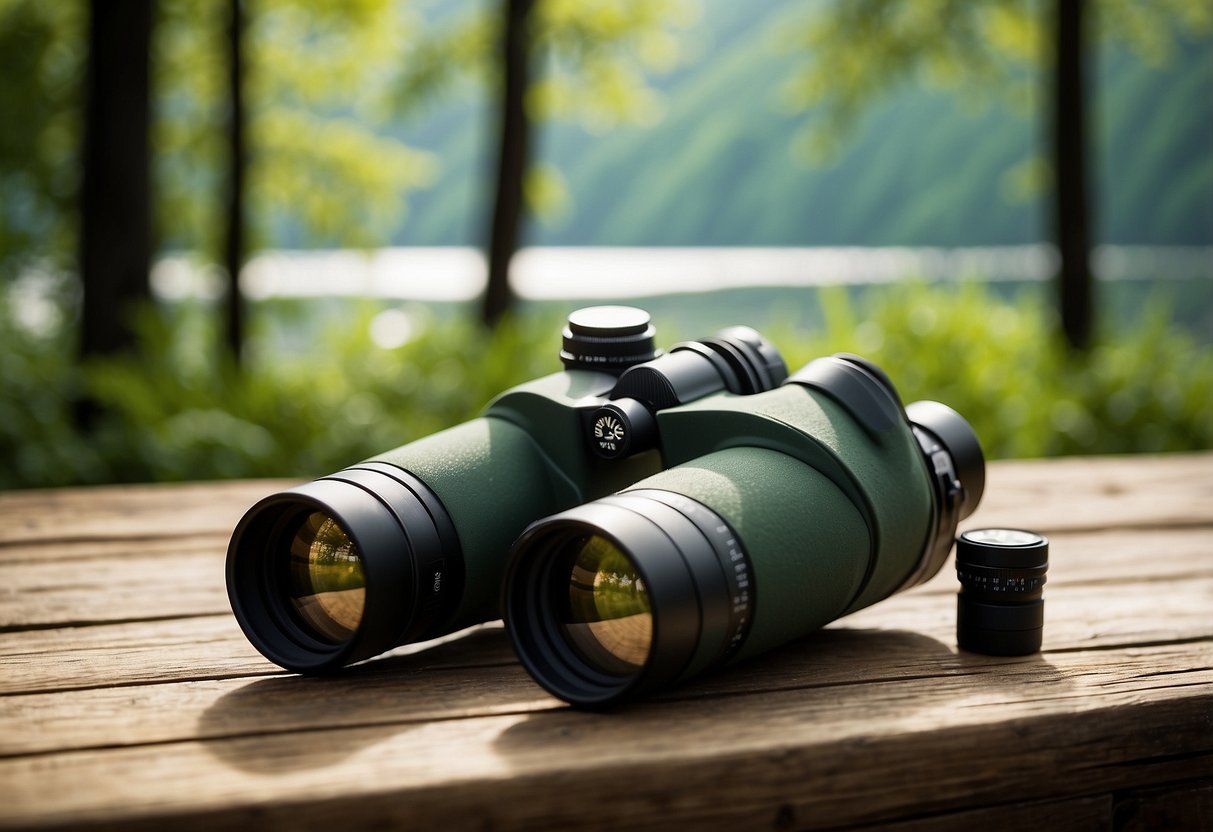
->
<box><xmin>561</xmin><ymin>535</ymin><xmax>652</xmax><ymax>675</ymax></box>
<box><xmin>505</xmin><ymin>489</ymin><xmax>751</xmax><ymax>706</ymax></box>
<box><xmin>286</xmin><ymin>511</ymin><xmax>366</xmax><ymax>643</ymax></box>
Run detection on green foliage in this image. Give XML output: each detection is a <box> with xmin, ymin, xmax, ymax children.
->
<box><xmin>780</xmin><ymin>0</ymin><xmax>1212</xmax><ymax>160</ymax></box>
<box><xmin>155</xmin><ymin>0</ymin><xmax>436</xmax><ymax>256</ymax></box>
<box><xmin>2</xmin><ymin>282</ymin><xmax>1209</xmax><ymax>490</ymax></box>
<box><xmin>1</xmin><ymin>0</ymin><xmax>698</xmax><ymax>281</ymax></box>
<box><xmin>0</xmin><ymin>297</ymin><xmax>558</xmax><ymax>489</ymax></box>
<box><xmin>774</xmin><ymin>281</ymin><xmax>1213</xmax><ymax>458</ymax></box>
<box><xmin>400</xmin><ymin>0</ymin><xmax>1212</xmax><ymax>247</ymax></box>
<box><xmin>386</xmin><ymin>0</ymin><xmax>697</xmax><ymax>221</ymax></box>
<box><xmin>0</xmin><ymin>0</ymin><xmax>437</xmax><ymax>275</ymax></box>
<box><xmin>0</xmin><ymin>289</ymin><xmax>103</xmax><ymax>488</ymax></box>
<box><xmin>0</xmin><ymin>0</ymin><xmax>83</xmax><ymax>276</ymax></box>
<box><xmin>530</xmin><ymin>0</ymin><xmax>698</xmax><ymax>130</ymax></box>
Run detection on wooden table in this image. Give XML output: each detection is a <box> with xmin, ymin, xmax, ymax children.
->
<box><xmin>2</xmin><ymin>453</ymin><xmax>1211</xmax><ymax>831</ymax></box>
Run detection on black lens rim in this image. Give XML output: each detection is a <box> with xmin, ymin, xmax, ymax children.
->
<box><xmin>506</xmin><ymin>505</ymin><xmax>693</xmax><ymax>704</ymax></box>
<box><xmin>226</xmin><ymin>465</ymin><xmax>459</xmax><ymax>673</ymax></box>
<box><xmin>504</xmin><ymin>491</ymin><xmax>751</xmax><ymax>707</ymax></box>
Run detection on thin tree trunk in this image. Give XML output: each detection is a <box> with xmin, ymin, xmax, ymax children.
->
<box><xmin>1053</xmin><ymin>0</ymin><xmax>1094</xmax><ymax>350</ymax></box>
<box><xmin>224</xmin><ymin>0</ymin><xmax>247</xmax><ymax>364</ymax></box>
<box><xmin>482</xmin><ymin>0</ymin><xmax>535</xmax><ymax>329</ymax></box>
<box><xmin>79</xmin><ymin>0</ymin><xmax>153</xmax><ymax>359</ymax></box>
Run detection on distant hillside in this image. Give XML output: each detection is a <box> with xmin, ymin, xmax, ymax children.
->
<box><xmin>391</xmin><ymin>0</ymin><xmax>1213</xmax><ymax>248</ymax></box>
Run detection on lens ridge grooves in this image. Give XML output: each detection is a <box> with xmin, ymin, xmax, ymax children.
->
<box><xmin>227</xmin><ymin>466</ymin><xmax>460</xmax><ymax>673</ymax></box>
<box><xmin>621</xmin><ymin>490</ymin><xmax>753</xmax><ymax>667</ymax></box>
<box><xmin>504</xmin><ymin>491</ymin><xmax>752</xmax><ymax>706</ymax></box>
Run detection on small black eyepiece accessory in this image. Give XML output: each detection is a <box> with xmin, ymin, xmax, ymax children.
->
<box><xmin>955</xmin><ymin>528</ymin><xmax>1048</xmax><ymax>656</ymax></box>
<box><xmin>560</xmin><ymin>306</ymin><xmax>661</xmax><ymax>374</ymax></box>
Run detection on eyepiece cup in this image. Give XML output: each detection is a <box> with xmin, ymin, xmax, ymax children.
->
<box><xmin>906</xmin><ymin>400</ymin><xmax>986</xmax><ymax>517</ymax></box>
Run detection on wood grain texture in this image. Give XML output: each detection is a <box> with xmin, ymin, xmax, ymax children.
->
<box><xmin>0</xmin><ymin>453</ymin><xmax>1210</xmax><ymax>831</ymax></box>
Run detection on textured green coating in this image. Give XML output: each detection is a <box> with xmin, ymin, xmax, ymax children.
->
<box><xmin>629</xmin><ymin>448</ymin><xmax>870</xmax><ymax>662</ymax></box>
<box><xmin>485</xmin><ymin>369</ymin><xmax>664</xmax><ymax>500</ymax></box>
<box><xmin>372</xmin><ymin>370</ymin><xmax>664</xmax><ymax>629</ymax></box>
<box><xmin>655</xmin><ymin>383</ymin><xmax>934</xmax><ymax>617</ymax></box>
<box><xmin>372</xmin><ymin>417</ymin><xmax>563</xmax><ymax>628</ymax></box>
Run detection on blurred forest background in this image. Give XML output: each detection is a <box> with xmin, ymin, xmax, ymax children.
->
<box><xmin>1</xmin><ymin>0</ymin><xmax>1211</xmax><ymax>489</ymax></box>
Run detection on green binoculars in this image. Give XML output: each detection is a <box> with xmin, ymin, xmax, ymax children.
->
<box><xmin>227</xmin><ymin>306</ymin><xmax>984</xmax><ymax>706</ymax></box>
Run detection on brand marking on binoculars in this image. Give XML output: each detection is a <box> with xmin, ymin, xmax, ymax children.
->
<box><xmin>593</xmin><ymin>414</ymin><xmax>625</xmax><ymax>446</ymax></box>
<box><xmin>433</xmin><ymin>571</ymin><xmax>442</xmax><ymax>593</ymax></box>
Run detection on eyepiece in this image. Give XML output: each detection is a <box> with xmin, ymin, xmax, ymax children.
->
<box><xmin>504</xmin><ymin>490</ymin><xmax>752</xmax><ymax>706</ymax></box>
<box><xmin>684</xmin><ymin>325</ymin><xmax>789</xmax><ymax>394</ymax></box>
<box><xmin>895</xmin><ymin>400</ymin><xmax>987</xmax><ymax>591</ymax></box>
<box><xmin>607</xmin><ymin>326</ymin><xmax>789</xmax><ymax>411</ymax></box>
<box><xmin>226</xmin><ymin>463</ymin><xmax>461</xmax><ymax>673</ymax></box>
<box><xmin>906</xmin><ymin>400</ymin><xmax>985</xmax><ymax>518</ymax></box>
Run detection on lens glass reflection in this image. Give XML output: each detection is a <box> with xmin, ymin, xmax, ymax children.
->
<box><xmin>560</xmin><ymin>535</ymin><xmax>652</xmax><ymax>675</ymax></box>
<box><xmin>286</xmin><ymin>511</ymin><xmax>366</xmax><ymax>643</ymax></box>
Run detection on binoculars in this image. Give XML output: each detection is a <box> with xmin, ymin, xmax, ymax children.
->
<box><xmin>227</xmin><ymin>306</ymin><xmax>984</xmax><ymax>706</ymax></box>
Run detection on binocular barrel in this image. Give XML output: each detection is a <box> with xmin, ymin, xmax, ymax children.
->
<box><xmin>503</xmin><ymin>358</ymin><xmax>984</xmax><ymax>706</ymax></box>
<box><xmin>226</xmin><ymin>417</ymin><xmax>561</xmax><ymax>673</ymax></box>
<box><xmin>226</xmin><ymin>310</ymin><xmax>791</xmax><ymax>674</ymax></box>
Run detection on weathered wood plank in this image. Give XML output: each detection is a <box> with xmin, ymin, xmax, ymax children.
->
<box><xmin>0</xmin><ymin>618</ymin><xmax>512</xmax><ymax>696</ymax></box>
<box><xmin>855</xmin><ymin>794</ymin><xmax>1112</xmax><ymax>832</ymax></box>
<box><xmin>0</xmin><ymin>547</ymin><xmax>227</xmax><ymax>629</ymax></box>
<box><xmin>2</xmin><ymin>517</ymin><xmax>1208</xmax><ymax>633</ymax></box>
<box><xmin>1</xmin><ymin>631</ymin><xmax>1207</xmax><ymax>759</ymax></box>
<box><xmin>0</xmin><ymin>480</ymin><xmax>295</xmax><ymax>546</ymax></box>
<box><xmin>967</xmin><ymin>451</ymin><xmax>1213</xmax><ymax>532</ymax></box>
<box><xmin>0</xmin><ymin>454</ymin><xmax>1210</xmax><ymax>831</ymax></box>
<box><xmin>0</xmin><ymin>646</ymin><xmax>1209</xmax><ymax>831</ymax></box>
<box><xmin>1</xmin><ymin>560</ymin><xmax>1208</xmax><ymax>696</ymax></box>
<box><xmin>0</xmin><ymin>454</ymin><xmax>1208</xmax><ymax>551</ymax></box>
<box><xmin>0</xmin><ymin>616</ymin><xmax>269</xmax><ymax>695</ymax></box>
<box><xmin>1114</xmin><ymin>781</ymin><xmax>1213</xmax><ymax>831</ymax></box>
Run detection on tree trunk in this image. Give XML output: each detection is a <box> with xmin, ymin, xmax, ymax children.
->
<box><xmin>224</xmin><ymin>0</ymin><xmax>247</xmax><ymax>365</ymax></box>
<box><xmin>482</xmin><ymin>0</ymin><xmax>535</xmax><ymax>329</ymax></box>
<box><xmin>1052</xmin><ymin>0</ymin><xmax>1094</xmax><ymax>351</ymax></box>
<box><xmin>79</xmin><ymin>0</ymin><xmax>153</xmax><ymax>359</ymax></box>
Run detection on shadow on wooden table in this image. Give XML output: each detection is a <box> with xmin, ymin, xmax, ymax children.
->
<box><xmin>197</xmin><ymin>621</ymin><xmax>1069</xmax><ymax>776</ymax></box>
<box><xmin>196</xmin><ymin>625</ymin><xmax>553</xmax><ymax>773</ymax></box>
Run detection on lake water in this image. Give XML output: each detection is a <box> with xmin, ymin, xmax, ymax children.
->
<box><xmin>147</xmin><ymin>245</ymin><xmax>1213</xmax><ymax>302</ymax></box>
<box><xmin>10</xmin><ymin>245</ymin><xmax>1210</xmax><ymax>343</ymax></box>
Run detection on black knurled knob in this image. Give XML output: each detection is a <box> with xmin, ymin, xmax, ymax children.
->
<box><xmin>560</xmin><ymin>306</ymin><xmax>660</xmax><ymax>374</ymax></box>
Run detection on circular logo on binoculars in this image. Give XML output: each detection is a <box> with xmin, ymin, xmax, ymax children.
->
<box><xmin>594</xmin><ymin>414</ymin><xmax>625</xmax><ymax>441</ymax></box>
<box><xmin>594</xmin><ymin>413</ymin><xmax>626</xmax><ymax>447</ymax></box>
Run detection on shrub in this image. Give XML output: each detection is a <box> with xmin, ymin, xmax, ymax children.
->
<box><xmin>1</xmin><ymin>280</ymin><xmax>1209</xmax><ymax>490</ymax></box>
<box><xmin>773</xmin><ymin>281</ymin><xmax>1213</xmax><ymax>458</ymax></box>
